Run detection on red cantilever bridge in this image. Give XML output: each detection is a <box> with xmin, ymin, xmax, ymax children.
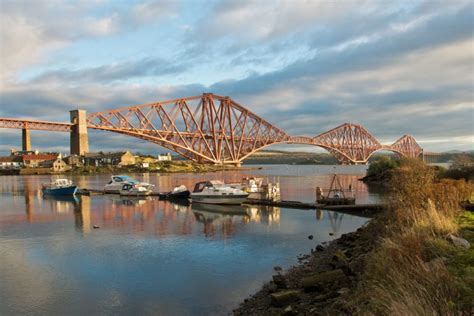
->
<box><xmin>0</xmin><ymin>93</ymin><xmax>423</xmax><ymax>164</ymax></box>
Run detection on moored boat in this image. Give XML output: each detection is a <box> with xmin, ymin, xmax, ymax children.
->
<box><xmin>190</xmin><ymin>180</ymin><xmax>249</xmax><ymax>205</ymax></box>
<box><xmin>119</xmin><ymin>183</ymin><xmax>152</xmax><ymax>196</ymax></box>
<box><xmin>104</xmin><ymin>175</ymin><xmax>153</xmax><ymax>194</ymax></box>
<box><xmin>42</xmin><ymin>179</ymin><xmax>77</xmax><ymax>196</ymax></box>
<box><xmin>159</xmin><ymin>185</ymin><xmax>190</xmax><ymax>200</ymax></box>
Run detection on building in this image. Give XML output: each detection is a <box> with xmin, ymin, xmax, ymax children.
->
<box><xmin>64</xmin><ymin>155</ymin><xmax>84</xmax><ymax>167</ymax></box>
<box><xmin>158</xmin><ymin>153</ymin><xmax>172</xmax><ymax>161</ymax></box>
<box><xmin>0</xmin><ymin>156</ymin><xmax>22</xmax><ymax>169</ymax></box>
<box><xmin>21</xmin><ymin>153</ymin><xmax>60</xmax><ymax>168</ymax></box>
<box><xmin>84</xmin><ymin>151</ymin><xmax>136</xmax><ymax>166</ymax></box>
<box><xmin>39</xmin><ymin>158</ymin><xmax>70</xmax><ymax>172</ymax></box>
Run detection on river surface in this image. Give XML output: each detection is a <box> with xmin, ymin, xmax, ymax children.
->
<box><xmin>0</xmin><ymin>165</ymin><xmax>376</xmax><ymax>315</ymax></box>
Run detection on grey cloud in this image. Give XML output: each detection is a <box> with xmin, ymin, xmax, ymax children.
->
<box><xmin>1</xmin><ymin>1</ymin><xmax>472</xmax><ymax>153</ymax></box>
<box><xmin>28</xmin><ymin>57</ymin><xmax>188</xmax><ymax>84</ymax></box>
<box><xmin>209</xmin><ymin>2</ymin><xmax>473</xmax><ymax>97</ymax></box>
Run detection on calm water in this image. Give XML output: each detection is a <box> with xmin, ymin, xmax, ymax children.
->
<box><xmin>0</xmin><ymin>165</ymin><xmax>374</xmax><ymax>315</ymax></box>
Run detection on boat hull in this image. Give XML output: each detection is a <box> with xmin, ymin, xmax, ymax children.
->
<box><xmin>190</xmin><ymin>194</ymin><xmax>248</xmax><ymax>205</ymax></box>
<box><xmin>42</xmin><ymin>186</ymin><xmax>77</xmax><ymax>196</ymax></box>
<box><xmin>119</xmin><ymin>191</ymin><xmax>152</xmax><ymax>196</ymax></box>
<box><xmin>160</xmin><ymin>190</ymin><xmax>191</xmax><ymax>200</ymax></box>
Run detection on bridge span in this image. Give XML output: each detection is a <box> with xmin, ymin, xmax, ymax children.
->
<box><xmin>0</xmin><ymin>93</ymin><xmax>423</xmax><ymax>164</ymax></box>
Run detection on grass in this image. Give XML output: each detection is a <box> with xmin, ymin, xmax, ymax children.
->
<box><xmin>352</xmin><ymin>158</ymin><xmax>474</xmax><ymax>315</ymax></box>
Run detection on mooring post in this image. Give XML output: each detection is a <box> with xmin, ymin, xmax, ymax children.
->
<box><xmin>70</xmin><ymin>109</ymin><xmax>89</xmax><ymax>155</ymax></box>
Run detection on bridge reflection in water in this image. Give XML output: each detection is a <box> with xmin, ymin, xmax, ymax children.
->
<box><xmin>3</xmin><ymin>187</ymin><xmax>350</xmax><ymax>239</ymax></box>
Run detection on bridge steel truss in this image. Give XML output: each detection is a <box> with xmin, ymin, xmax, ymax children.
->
<box><xmin>0</xmin><ymin>118</ymin><xmax>72</xmax><ymax>132</ymax></box>
<box><xmin>0</xmin><ymin>93</ymin><xmax>423</xmax><ymax>164</ymax></box>
<box><xmin>87</xmin><ymin>94</ymin><xmax>290</xmax><ymax>164</ymax></box>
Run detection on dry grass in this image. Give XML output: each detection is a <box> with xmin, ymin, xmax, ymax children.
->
<box><xmin>356</xmin><ymin>158</ymin><xmax>474</xmax><ymax>315</ymax></box>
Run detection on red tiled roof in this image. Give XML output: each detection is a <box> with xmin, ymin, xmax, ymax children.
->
<box><xmin>0</xmin><ymin>156</ymin><xmax>19</xmax><ymax>163</ymax></box>
<box><xmin>21</xmin><ymin>154</ymin><xmax>58</xmax><ymax>161</ymax></box>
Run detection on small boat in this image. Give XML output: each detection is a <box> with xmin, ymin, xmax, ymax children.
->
<box><xmin>190</xmin><ymin>180</ymin><xmax>249</xmax><ymax>205</ymax></box>
<box><xmin>119</xmin><ymin>183</ymin><xmax>153</xmax><ymax>196</ymax></box>
<box><xmin>104</xmin><ymin>175</ymin><xmax>153</xmax><ymax>194</ymax></box>
<box><xmin>159</xmin><ymin>185</ymin><xmax>190</xmax><ymax>200</ymax></box>
<box><xmin>42</xmin><ymin>178</ymin><xmax>77</xmax><ymax>196</ymax></box>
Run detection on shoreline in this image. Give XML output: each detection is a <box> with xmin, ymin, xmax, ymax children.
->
<box><xmin>233</xmin><ymin>220</ymin><xmax>377</xmax><ymax>315</ymax></box>
<box><xmin>0</xmin><ymin>164</ymin><xmax>261</xmax><ymax>176</ymax></box>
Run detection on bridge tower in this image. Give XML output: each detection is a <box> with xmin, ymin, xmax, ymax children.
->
<box><xmin>70</xmin><ymin>109</ymin><xmax>89</xmax><ymax>155</ymax></box>
<box><xmin>22</xmin><ymin>127</ymin><xmax>31</xmax><ymax>151</ymax></box>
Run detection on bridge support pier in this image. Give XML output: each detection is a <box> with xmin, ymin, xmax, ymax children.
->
<box><xmin>70</xmin><ymin>109</ymin><xmax>89</xmax><ymax>155</ymax></box>
<box><xmin>22</xmin><ymin>128</ymin><xmax>31</xmax><ymax>151</ymax></box>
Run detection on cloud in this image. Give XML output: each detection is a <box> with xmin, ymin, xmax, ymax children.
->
<box><xmin>28</xmin><ymin>57</ymin><xmax>188</xmax><ymax>84</ymax></box>
<box><xmin>0</xmin><ymin>0</ymin><xmax>472</xmax><ymax>154</ymax></box>
<box><xmin>0</xmin><ymin>0</ymin><xmax>176</xmax><ymax>83</ymax></box>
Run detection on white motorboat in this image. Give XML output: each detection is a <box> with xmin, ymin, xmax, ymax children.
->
<box><xmin>190</xmin><ymin>180</ymin><xmax>249</xmax><ymax>205</ymax></box>
<box><xmin>104</xmin><ymin>175</ymin><xmax>153</xmax><ymax>194</ymax></box>
<box><xmin>119</xmin><ymin>183</ymin><xmax>153</xmax><ymax>196</ymax></box>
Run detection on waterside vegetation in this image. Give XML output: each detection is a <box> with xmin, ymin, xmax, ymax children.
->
<box><xmin>235</xmin><ymin>158</ymin><xmax>473</xmax><ymax>315</ymax></box>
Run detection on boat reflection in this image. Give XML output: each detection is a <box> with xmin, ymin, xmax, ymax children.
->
<box><xmin>43</xmin><ymin>194</ymin><xmax>79</xmax><ymax>204</ymax></box>
<box><xmin>8</xmin><ymin>182</ymin><xmax>346</xmax><ymax>240</ymax></box>
<box><xmin>192</xmin><ymin>204</ymin><xmax>249</xmax><ymax>238</ymax></box>
<box><xmin>314</xmin><ymin>209</ymin><xmax>345</xmax><ymax>236</ymax></box>
<box><xmin>244</xmin><ymin>206</ymin><xmax>280</xmax><ymax>225</ymax></box>
<box><xmin>108</xmin><ymin>195</ymin><xmax>152</xmax><ymax>206</ymax></box>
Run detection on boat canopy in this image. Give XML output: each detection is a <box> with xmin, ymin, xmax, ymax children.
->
<box><xmin>112</xmin><ymin>175</ymin><xmax>138</xmax><ymax>184</ymax></box>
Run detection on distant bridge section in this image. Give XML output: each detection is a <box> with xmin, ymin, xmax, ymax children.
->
<box><xmin>0</xmin><ymin>118</ymin><xmax>72</xmax><ymax>132</ymax></box>
<box><xmin>0</xmin><ymin>93</ymin><xmax>424</xmax><ymax>164</ymax></box>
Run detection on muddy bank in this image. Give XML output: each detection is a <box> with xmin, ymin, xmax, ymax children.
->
<box><xmin>233</xmin><ymin>220</ymin><xmax>378</xmax><ymax>315</ymax></box>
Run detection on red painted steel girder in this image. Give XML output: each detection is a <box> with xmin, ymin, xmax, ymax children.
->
<box><xmin>0</xmin><ymin>118</ymin><xmax>72</xmax><ymax>132</ymax></box>
<box><xmin>0</xmin><ymin>94</ymin><xmax>425</xmax><ymax>164</ymax></box>
<box><xmin>385</xmin><ymin>135</ymin><xmax>423</xmax><ymax>159</ymax></box>
<box><xmin>87</xmin><ymin>93</ymin><xmax>290</xmax><ymax>164</ymax></box>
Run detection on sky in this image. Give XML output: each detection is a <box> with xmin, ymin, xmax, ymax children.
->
<box><xmin>0</xmin><ymin>0</ymin><xmax>473</xmax><ymax>155</ymax></box>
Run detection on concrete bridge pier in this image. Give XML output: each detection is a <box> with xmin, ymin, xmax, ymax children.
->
<box><xmin>22</xmin><ymin>128</ymin><xmax>31</xmax><ymax>151</ymax></box>
<box><xmin>70</xmin><ymin>109</ymin><xmax>89</xmax><ymax>155</ymax></box>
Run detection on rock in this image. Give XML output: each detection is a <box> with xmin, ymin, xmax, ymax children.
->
<box><xmin>308</xmin><ymin>235</ymin><xmax>314</xmax><ymax>240</ymax></box>
<box><xmin>297</xmin><ymin>254</ymin><xmax>310</xmax><ymax>262</ymax></box>
<box><xmin>447</xmin><ymin>234</ymin><xmax>471</xmax><ymax>249</ymax></box>
<box><xmin>272</xmin><ymin>274</ymin><xmax>287</xmax><ymax>289</ymax></box>
<box><xmin>270</xmin><ymin>290</ymin><xmax>300</xmax><ymax>307</ymax></box>
<box><xmin>316</xmin><ymin>245</ymin><xmax>325</xmax><ymax>252</ymax></box>
<box><xmin>283</xmin><ymin>305</ymin><xmax>295</xmax><ymax>316</ymax></box>
<box><xmin>302</xmin><ymin>269</ymin><xmax>346</xmax><ymax>292</ymax></box>
<box><xmin>273</xmin><ymin>266</ymin><xmax>283</xmax><ymax>272</ymax></box>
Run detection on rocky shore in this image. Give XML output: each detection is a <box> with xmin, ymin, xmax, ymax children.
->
<box><xmin>233</xmin><ymin>221</ymin><xmax>378</xmax><ymax>315</ymax></box>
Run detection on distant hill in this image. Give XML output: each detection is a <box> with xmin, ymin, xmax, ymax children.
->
<box><xmin>171</xmin><ymin>149</ymin><xmax>474</xmax><ymax>165</ymax></box>
<box><xmin>242</xmin><ymin>150</ymin><xmax>338</xmax><ymax>165</ymax></box>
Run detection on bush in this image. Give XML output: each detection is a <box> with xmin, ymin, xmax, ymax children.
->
<box><xmin>367</xmin><ymin>156</ymin><xmax>400</xmax><ymax>177</ymax></box>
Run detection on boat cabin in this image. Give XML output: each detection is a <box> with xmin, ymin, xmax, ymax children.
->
<box><xmin>193</xmin><ymin>180</ymin><xmax>224</xmax><ymax>193</ymax></box>
<box><xmin>121</xmin><ymin>183</ymin><xmax>135</xmax><ymax>191</ymax></box>
<box><xmin>50</xmin><ymin>179</ymin><xmax>73</xmax><ymax>187</ymax></box>
<box><xmin>108</xmin><ymin>175</ymin><xmax>138</xmax><ymax>184</ymax></box>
